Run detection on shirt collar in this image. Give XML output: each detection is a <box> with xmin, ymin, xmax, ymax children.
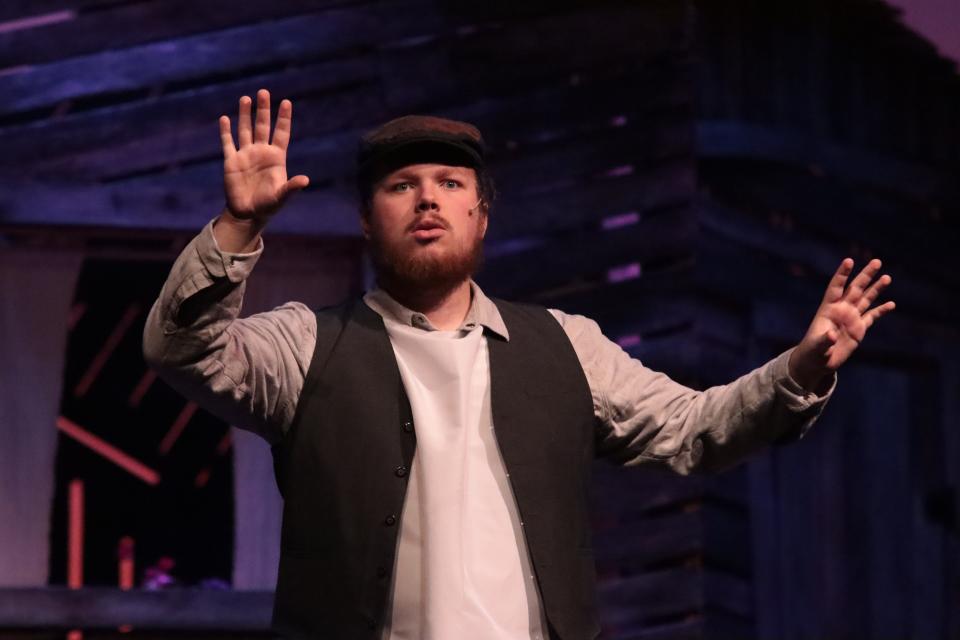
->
<box><xmin>363</xmin><ymin>280</ymin><xmax>510</xmax><ymax>341</ymax></box>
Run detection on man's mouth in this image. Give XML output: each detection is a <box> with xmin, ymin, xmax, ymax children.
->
<box><xmin>410</xmin><ymin>219</ymin><xmax>446</xmax><ymax>240</ymax></box>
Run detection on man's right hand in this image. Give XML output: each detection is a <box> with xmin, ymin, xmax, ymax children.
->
<box><xmin>219</xmin><ymin>88</ymin><xmax>309</xmax><ymax>228</ymax></box>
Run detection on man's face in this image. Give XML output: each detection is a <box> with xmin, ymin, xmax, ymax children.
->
<box><xmin>361</xmin><ymin>162</ymin><xmax>488</xmax><ymax>290</ymax></box>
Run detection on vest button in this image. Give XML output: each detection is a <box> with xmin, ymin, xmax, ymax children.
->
<box><xmin>401</xmin><ymin>421</ymin><xmax>413</xmax><ymax>433</ymax></box>
<box><xmin>394</xmin><ymin>465</ymin><xmax>408</xmax><ymax>477</ymax></box>
<box><xmin>385</xmin><ymin>514</ymin><xmax>397</xmax><ymax>526</ymax></box>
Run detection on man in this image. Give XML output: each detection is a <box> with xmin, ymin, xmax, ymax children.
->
<box><xmin>143</xmin><ymin>89</ymin><xmax>895</xmax><ymax>639</ymax></box>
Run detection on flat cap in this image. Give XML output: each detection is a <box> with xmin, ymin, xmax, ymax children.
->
<box><xmin>357</xmin><ymin>115</ymin><xmax>486</xmax><ymax>180</ymax></box>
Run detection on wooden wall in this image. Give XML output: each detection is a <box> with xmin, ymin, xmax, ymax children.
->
<box><xmin>695</xmin><ymin>1</ymin><xmax>960</xmax><ymax>638</ymax></box>
<box><xmin>1</xmin><ymin>0</ymin><xmax>958</xmax><ymax>638</ymax></box>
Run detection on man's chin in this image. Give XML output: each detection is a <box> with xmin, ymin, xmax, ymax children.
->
<box><xmin>370</xmin><ymin>241</ymin><xmax>484</xmax><ymax>292</ymax></box>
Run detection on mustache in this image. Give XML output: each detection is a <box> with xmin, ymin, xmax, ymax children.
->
<box><xmin>407</xmin><ymin>216</ymin><xmax>451</xmax><ymax>233</ymax></box>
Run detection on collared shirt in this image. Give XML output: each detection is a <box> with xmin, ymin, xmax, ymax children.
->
<box><xmin>143</xmin><ymin>219</ymin><xmax>836</xmax><ymax>633</ymax></box>
<box><xmin>369</xmin><ymin>293</ymin><xmax>548</xmax><ymax>639</ymax></box>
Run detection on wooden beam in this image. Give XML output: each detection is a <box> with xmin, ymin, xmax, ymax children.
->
<box><xmin>0</xmin><ymin>179</ymin><xmax>363</xmax><ymax>236</ymax></box>
<box><xmin>479</xmin><ymin>207</ymin><xmax>695</xmax><ymax>299</ymax></box>
<box><xmin>0</xmin><ymin>587</ymin><xmax>273</xmax><ymax>630</ymax></box>
<box><xmin>698</xmin><ymin>119</ymin><xmax>959</xmax><ymax>203</ymax></box>
<box><xmin>0</xmin><ymin>2</ymin><xmax>440</xmax><ymax>118</ymax></box>
<box><xmin>0</xmin><ymin>0</ymin><xmax>351</xmax><ymax>68</ymax></box>
<box><xmin>13</xmin><ymin>45</ymin><xmax>690</xmax><ymax>182</ymax></box>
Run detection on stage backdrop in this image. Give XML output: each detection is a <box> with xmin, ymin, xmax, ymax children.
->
<box><xmin>0</xmin><ymin>248</ymin><xmax>84</xmax><ymax>586</ymax></box>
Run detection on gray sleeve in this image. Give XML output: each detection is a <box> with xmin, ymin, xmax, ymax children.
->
<box><xmin>142</xmin><ymin>217</ymin><xmax>316</xmax><ymax>444</ymax></box>
<box><xmin>547</xmin><ymin>309</ymin><xmax>836</xmax><ymax>474</ymax></box>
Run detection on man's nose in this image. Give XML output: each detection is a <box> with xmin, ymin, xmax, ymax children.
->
<box><xmin>415</xmin><ymin>190</ymin><xmax>439</xmax><ymax>212</ymax></box>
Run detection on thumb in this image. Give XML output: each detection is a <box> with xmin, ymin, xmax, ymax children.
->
<box><xmin>812</xmin><ymin>328</ymin><xmax>838</xmax><ymax>353</ymax></box>
<box><xmin>277</xmin><ymin>175</ymin><xmax>310</xmax><ymax>205</ymax></box>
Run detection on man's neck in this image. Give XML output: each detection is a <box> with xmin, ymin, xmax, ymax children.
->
<box><xmin>380</xmin><ymin>278</ymin><xmax>473</xmax><ymax>331</ymax></box>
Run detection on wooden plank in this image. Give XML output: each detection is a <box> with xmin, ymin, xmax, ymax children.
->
<box><xmin>0</xmin><ymin>179</ymin><xmax>364</xmax><ymax>237</ymax></box>
<box><xmin>493</xmin><ymin>249</ymin><xmax>695</xmax><ymax>311</ymax></box>
<box><xmin>593</xmin><ymin>510</ymin><xmax>703</xmax><ymax>575</ymax></box>
<box><xmin>598</xmin><ymin>567</ymin><xmax>702</xmax><ymax>628</ymax></box>
<box><xmin>19</xmin><ymin>51</ymin><xmax>691</xmax><ymax>182</ymax></box>
<box><xmin>0</xmin><ymin>136</ymin><xmax>691</xmax><ymax>237</ymax></box>
<box><xmin>0</xmin><ymin>587</ymin><xmax>272</xmax><ymax>630</ymax></box>
<box><xmin>0</xmin><ymin>0</ymin><xmax>350</xmax><ymax>68</ymax></box>
<box><xmin>699</xmin><ymin>200</ymin><xmax>960</xmax><ymax>321</ymax></box>
<box><xmin>593</xmin><ymin>502</ymin><xmax>751</xmax><ymax>581</ymax></box>
<box><xmin>598</xmin><ymin>567</ymin><xmax>750</xmax><ymax>631</ymax></box>
<box><xmin>698</xmin><ymin>120</ymin><xmax>959</xmax><ymax>203</ymax></box>
<box><xmin>480</xmin><ymin>208</ymin><xmax>694</xmax><ymax>300</ymax></box>
<box><xmin>446</xmin><ymin>2</ymin><xmax>691</xmax><ymax>99</ymax></box>
<box><xmin>3</xmin><ymin>105</ymin><xmax>694</xmax><ymax>234</ymax></box>
<box><xmin>0</xmin><ymin>2</ymin><xmax>440</xmax><ymax>118</ymax></box>
<box><xmin>2</xmin><ymin>60</ymin><xmax>381</xmax><ymax>173</ymax></box>
<box><xmin>0</xmin><ymin>0</ymin><xmax>112</xmax><ymax>22</ymax></box>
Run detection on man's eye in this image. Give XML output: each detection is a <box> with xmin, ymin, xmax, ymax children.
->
<box><xmin>443</xmin><ymin>180</ymin><xmax>461</xmax><ymax>189</ymax></box>
<box><xmin>393</xmin><ymin>182</ymin><xmax>412</xmax><ymax>192</ymax></box>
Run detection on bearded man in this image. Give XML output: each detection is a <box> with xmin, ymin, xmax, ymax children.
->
<box><xmin>143</xmin><ymin>89</ymin><xmax>895</xmax><ymax>640</ymax></box>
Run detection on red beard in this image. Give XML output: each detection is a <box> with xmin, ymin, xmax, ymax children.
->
<box><xmin>367</xmin><ymin>224</ymin><xmax>485</xmax><ymax>293</ymax></box>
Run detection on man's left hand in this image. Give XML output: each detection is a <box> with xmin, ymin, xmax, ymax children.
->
<box><xmin>789</xmin><ymin>258</ymin><xmax>896</xmax><ymax>393</ymax></box>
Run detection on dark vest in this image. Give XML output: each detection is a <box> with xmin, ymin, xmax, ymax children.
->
<box><xmin>270</xmin><ymin>297</ymin><xmax>599</xmax><ymax>639</ymax></box>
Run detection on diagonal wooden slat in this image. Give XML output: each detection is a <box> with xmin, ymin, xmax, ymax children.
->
<box><xmin>0</xmin><ymin>0</ymin><xmax>351</xmax><ymax>68</ymax></box>
<box><xmin>0</xmin><ymin>1</ymin><xmax>440</xmax><ymax>118</ymax></box>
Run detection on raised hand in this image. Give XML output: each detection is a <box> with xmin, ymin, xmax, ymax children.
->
<box><xmin>789</xmin><ymin>258</ymin><xmax>896</xmax><ymax>391</ymax></box>
<box><xmin>220</xmin><ymin>88</ymin><xmax>309</xmax><ymax>223</ymax></box>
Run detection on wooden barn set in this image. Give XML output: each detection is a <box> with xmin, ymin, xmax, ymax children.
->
<box><xmin>0</xmin><ymin>0</ymin><xmax>958</xmax><ymax>638</ymax></box>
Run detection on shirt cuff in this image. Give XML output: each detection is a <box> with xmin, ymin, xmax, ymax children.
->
<box><xmin>199</xmin><ymin>216</ymin><xmax>264</xmax><ymax>283</ymax></box>
<box><xmin>771</xmin><ymin>346</ymin><xmax>837</xmax><ymax>411</ymax></box>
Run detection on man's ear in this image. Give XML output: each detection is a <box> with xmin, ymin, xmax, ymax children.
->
<box><xmin>359</xmin><ymin>212</ymin><xmax>371</xmax><ymax>240</ymax></box>
<box><xmin>480</xmin><ymin>207</ymin><xmax>489</xmax><ymax>238</ymax></box>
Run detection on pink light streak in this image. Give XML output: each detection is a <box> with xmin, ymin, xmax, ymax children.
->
<box><xmin>57</xmin><ymin>416</ymin><xmax>160</xmax><ymax>486</ymax></box>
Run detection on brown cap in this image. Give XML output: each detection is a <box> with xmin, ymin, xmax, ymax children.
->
<box><xmin>357</xmin><ymin>115</ymin><xmax>486</xmax><ymax>181</ymax></box>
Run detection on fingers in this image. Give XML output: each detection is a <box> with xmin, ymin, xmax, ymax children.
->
<box><xmin>846</xmin><ymin>258</ymin><xmax>883</xmax><ymax>305</ymax></box>
<box><xmin>273</xmin><ymin>99</ymin><xmax>293</xmax><ymax>151</ymax></box>
<box><xmin>219</xmin><ymin>115</ymin><xmax>236</xmax><ymax>159</ymax></box>
<box><xmin>237</xmin><ymin>95</ymin><xmax>253</xmax><ymax>147</ymax></box>
<box><xmin>823</xmin><ymin>258</ymin><xmax>854</xmax><ymax>304</ymax></box>
<box><xmin>863</xmin><ymin>300</ymin><xmax>896</xmax><ymax>329</ymax></box>
<box><xmin>234</xmin><ymin>90</ymin><xmax>295</xmax><ymax>151</ymax></box>
<box><xmin>254</xmin><ymin>89</ymin><xmax>271</xmax><ymax>144</ymax></box>
<box><xmin>857</xmin><ymin>273</ymin><xmax>892</xmax><ymax>313</ymax></box>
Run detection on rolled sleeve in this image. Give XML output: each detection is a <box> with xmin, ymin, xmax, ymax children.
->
<box><xmin>548</xmin><ymin>309</ymin><xmax>835</xmax><ymax>474</ymax></box>
<box><xmin>143</xmin><ymin>218</ymin><xmax>314</xmax><ymax>443</ymax></box>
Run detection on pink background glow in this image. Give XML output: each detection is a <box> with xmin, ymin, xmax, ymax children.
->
<box><xmin>887</xmin><ymin>0</ymin><xmax>960</xmax><ymax>64</ymax></box>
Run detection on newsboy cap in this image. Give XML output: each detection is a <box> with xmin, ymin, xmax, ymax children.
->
<box><xmin>357</xmin><ymin>115</ymin><xmax>486</xmax><ymax>181</ymax></box>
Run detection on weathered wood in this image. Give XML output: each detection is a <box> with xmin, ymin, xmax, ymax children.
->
<box><xmin>598</xmin><ymin>566</ymin><xmax>751</xmax><ymax>630</ymax></box>
<box><xmin>0</xmin><ymin>0</ymin><xmax>113</xmax><ymax>22</ymax></box>
<box><xmin>480</xmin><ymin>208</ymin><xmax>695</xmax><ymax>299</ymax></box>
<box><xmin>698</xmin><ymin>120</ymin><xmax>958</xmax><ymax>203</ymax></box>
<box><xmin>699</xmin><ymin>192</ymin><xmax>960</xmax><ymax>316</ymax></box>
<box><xmin>446</xmin><ymin>2</ymin><xmax>692</xmax><ymax>99</ymax></box>
<box><xmin>18</xmin><ymin>53</ymin><xmax>691</xmax><ymax>182</ymax></box>
<box><xmin>593</xmin><ymin>504</ymin><xmax>749</xmax><ymax>577</ymax></box>
<box><xmin>1</xmin><ymin>62</ymin><xmax>382</xmax><ymax>173</ymax></box>
<box><xmin>0</xmin><ymin>587</ymin><xmax>272</xmax><ymax>630</ymax></box>
<box><xmin>0</xmin><ymin>0</ymin><xmax>350</xmax><ymax>68</ymax></box>
<box><xmin>0</xmin><ymin>179</ymin><xmax>365</xmax><ymax>237</ymax></box>
<box><xmin>696</xmin><ymin>0</ymin><xmax>960</xmax><ymax>166</ymax></box>
<box><xmin>0</xmin><ymin>2</ymin><xmax>441</xmax><ymax>118</ymax></box>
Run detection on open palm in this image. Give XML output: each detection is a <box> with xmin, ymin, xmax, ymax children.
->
<box><xmin>220</xmin><ymin>89</ymin><xmax>309</xmax><ymax>221</ymax></box>
<box><xmin>790</xmin><ymin>258</ymin><xmax>896</xmax><ymax>388</ymax></box>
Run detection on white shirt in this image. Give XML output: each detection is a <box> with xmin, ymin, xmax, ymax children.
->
<box><xmin>371</xmin><ymin>304</ymin><xmax>549</xmax><ymax>640</ymax></box>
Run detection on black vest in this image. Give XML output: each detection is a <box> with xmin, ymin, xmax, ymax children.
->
<box><xmin>270</xmin><ymin>297</ymin><xmax>599</xmax><ymax>639</ymax></box>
